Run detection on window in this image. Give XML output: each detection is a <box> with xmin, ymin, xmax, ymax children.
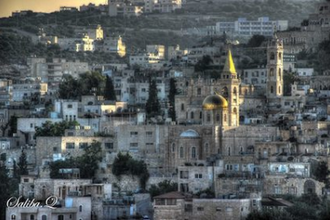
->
<box><xmin>146</xmin><ymin>131</ymin><xmax>153</xmax><ymax>137</ymax></box>
<box><xmin>190</xmin><ymin>112</ymin><xmax>194</xmax><ymax>119</ymax></box>
<box><xmin>226</xmin><ymin>164</ymin><xmax>233</xmax><ymax>170</ymax></box>
<box><xmin>130</xmin><ymin>143</ymin><xmax>138</xmax><ymax>148</ymax></box>
<box><xmin>270</xmin><ymin>86</ymin><xmax>274</xmax><ymax>94</ymax></box>
<box><xmin>30</xmin><ymin>215</ymin><xmax>35</xmax><ymax>220</ymax></box>
<box><xmin>58</xmin><ymin>215</ymin><xmax>64</xmax><ymax>220</ymax></box>
<box><xmin>216</xmin><ymin>114</ymin><xmax>220</xmax><ymax>122</ymax></box>
<box><xmin>270</xmin><ymin>68</ymin><xmax>274</xmax><ymax>76</ymax></box>
<box><xmin>53</xmin><ymin>147</ymin><xmax>58</xmax><ymax>152</ymax></box>
<box><xmin>181</xmin><ymin>103</ymin><xmax>185</xmax><ymax>111</ymax></box>
<box><xmin>66</xmin><ymin>143</ymin><xmax>75</xmax><ymax>149</ymax></box>
<box><xmin>197</xmin><ymin>207</ymin><xmax>204</xmax><ymax>211</ymax></box>
<box><xmin>172</xmin><ymin>143</ymin><xmax>175</xmax><ymax>153</ymax></box>
<box><xmin>42</xmin><ymin>215</ymin><xmax>47</xmax><ymax>220</ymax></box>
<box><xmin>270</xmin><ymin>52</ymin><xmax>275</xmax><ymax>60</ymax></box>
<box><xmin>24</xmin><ymin>178</ymin><xmax>29</xmax><ymax>182</ymax></box>
<box><xmin>130</xmin><ymin>131</ymin><xmax>138</xmax><ymax>137</ymax></box>
<box><xmin>79</xmin><ymin>143</ymin><xmax>88</xmax><ymax>149</ymax></box>
<box><xmin>79</xmin><ymin>205</ymin><xmax>83</xmax><ymax>212</ymax></box>
<box><xmin>11</xmin><ymin>215</ymin><xmax>16</xmax><ymax>220</ymax></box>
<box><xmin>155</xmin><ymin>199</ymin><xmax>165</xmax><ymax>205</ymax></box>
<box><xmin>180</xmin><ymin>171</ymin><xmax>189</xmax><ymax>179</ymax></box>
<box><xmin>207</xmin><ymin>113</ymin><xmax>211</xmax><ymax>122</ymax></box>
<box><xmin>166</xmin><ymin>199</ymin><xmax>177</xmax><ymax>205</ymax></box>
<box><xmin>180</xmin><ymin>147</ymin><xmax>184</xmax><ymax>158</ymax></box>
<box><xmin>105</xmin><ymin>143</ymin><xmax>113</xmax><ymax>150</ymax></box>
<box><xmin>197</xmin><ymin>88</ymin><xmax>201</xmax><ymax>96</ymax></box>
<box><xmin>195</xmin><ymin>174</ymin><xmax>202</xmax><ymax>179</ymax></box>
<box><xmin>278</xmin><ymin>86</ymin><xmax>281</xmax><ymax>94</ymax></box>
<box><xmin>67</xmin><ymin>104</ymin><xmax>73</xmax><ymax>108</ymax></box>
<box><xmin>191</xmin><ymin>147</ymin><xmax>196</xmax><ymax>158</ymax></box>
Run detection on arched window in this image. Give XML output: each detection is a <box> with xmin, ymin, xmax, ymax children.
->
<box><xmin>270</xmin><ymin>52</ymin><xmax>275</xmax><ymax>60</ymax></box>
<box><xmin>181</xmin><ymin>103</ymin><xmax>185</xmax><ymax>111</ymax></box>
<box><xmin>233</xmin><ymin>108</ymin><xmax>237</xmax><ymax>114</ymax></box>
<box><xmin>278</xmin><ymin>68</ymin><xmax>282</xmax><ymax>80</ymax></box>
<box><xmin>172</xmin><ymin>143</ymin><xmax>175</xmax><ymax>153</ymax></box>
<box><xmin>79</xmin><ymin>205</ymin><xmax>83</xmax><ymax>212</ymax></box>
<box><xmin>233</xmin><ymin>87</ymin><xmax>237</xmax><ymax>94</ymax></box>
<box><xmin>216</xmin><ymin>114</ymin><xmax>220</xmax><ymax>122</ymax></box>
<box><xmin>11</xmin><ymin>215</ymin><xmax>16</xmax><ymax>220</ymax></box>
<box><xmin>222</xmin><ymin>87</ymin><xmax>229</xmax><ymax>98</ymax></box>
<box><xmin>270</xmin><ymin>68</ymin><xmax>274</xmax><ymax>76</ymax></box>
<box><xmin>197</xmin><ymin>88</ymin><xmax>201</xmax><ymax>96</ymax></box>
<box><xmin>270</xmin><ymin>86</ymin><xmax>274</xmax><ymax>94</ymax></box>
<box><xmin>207</xmin><ymin>113</ymin><xmax>211</xmax><ymax>122</ymax></box>
<box><xmin>191</xmin><ymin>147</ymin><xmax>196</xmax><ymax>158</ymax></box>
<box><xmin>190</xmin><ymin>111</ymin><xmax>194</xmax><ymax>119</ymax></box>
<box><xmin>278</xmin><ymin>86</ymin><xmax>281</xmax><ymax>94</ymax></box>
<box><xmin>42</xmin><ymin>215</ymin><xmax>47</xmax><ymax>220</ymax></box>
<box><xmin>180</xmin><ymin>147</ymin><xmax>184</xmax><ymax>158</ymax></box>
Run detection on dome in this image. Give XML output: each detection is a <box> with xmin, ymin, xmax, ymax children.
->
<box><xmin>202</xmin><ymin>94</ymin><xmax>228</xmax><ymax>110</ymax></box>
<box><xmin>180</xmin><ymin>129</ymin><xmax>200</xmax><ymax>138</ymax></box>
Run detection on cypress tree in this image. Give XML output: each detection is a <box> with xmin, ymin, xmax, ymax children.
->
<box><xmin>18</xmin><ymin>149</ymin><xmax>28</xmax><ymax>176</ymax></box>
<box><xmin>104</xmin><ymin>75</ymin><xmax>117</xmax><ymax>101</ymax></box>
<box><xmin>146</xmin><ymin>79</ymin><xmax>161</xmax><ymax>119</ymax></box>
<box><xmin>168</xmin><ymin>78</ymin><xmax>177</xmax><ymax>121</ymax></box>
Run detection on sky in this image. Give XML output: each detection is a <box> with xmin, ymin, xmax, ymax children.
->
<box><xmin>0</xmin><ymin>0</ymin><xmax>107</xmax><ymax>18</ymax></box>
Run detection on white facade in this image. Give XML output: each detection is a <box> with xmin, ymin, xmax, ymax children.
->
<box><xmin>216</xmin><ymin>17</ymin><xmax>288</xmax><ymax>37</ymax></box>
<box><xmin>12</xmin><ymin>83</ymin><xmax>48</xmax><ymax>102</ymax></box>
<box><xmin>296</xmin><ymin>68</ymin><xmax>314</xmax><ymax>77</ymax></box>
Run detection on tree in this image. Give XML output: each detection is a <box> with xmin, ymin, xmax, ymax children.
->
<box><xmin>8</xmin><ymin>115</ymin><xmax>18</xmax><ymax>137</ymax></box>
<box><xmin>168</xmin><ymin>78</ymin><xmax>177</xmax><ymax>122</ymax></box>
<box><xmin>49</xmin><ymin>141</ymin><xmax>102</xmax><ymax>179</ymax></box>
<box><xmin>17</xmin><ymin>149</ymin><xmax>28</xmax><ymax>176</ymax></box>
<box><xmin>58</xmin><ymin>75</ymin><xmax>82</xmax><ymax>99</ymax></box>
<box><xmin>79</xmin><ymin>71</ymin><xmax>106</xmax><ymax>96</ymax></box>
<box><xmin>145</xmin><ymin>79</ymin><xmax>161</xmax><ymax>119</ymax></box>
<box><xmin>35</xmin><ymin>120</ymin><xmax>79</xmax><ymax>137</ymax></box>
<box><xmin>58</xmin><ymin>71</ymin><xmax>106</xmax><ymax>99</ymax></box>
<box><xmin>148</xmin><ymin>180</ymin><xmax>178</xmax><ymax>199</ymax></box>
<box><xmin>247</xmin><ymin>35</ymin><xmax>266</xmax><ymax>48</ymax></box>
<box><xmin>0</xmin><ymin>163</ymin><xmax>10</xmax><ymax>220</ymax></box>
<box><xmin>194</xmin><ymin>55</ymin><xmax>213</xmax><ymax>72</ymax></box>
<box><xmin>104</xmin><ymin>75</ymin><xmax>117</xmax><ymax>101</ymax></box>
<box><xmin>314</xmin><ymin>161</ymin><xmax>330</xmax><ymax>186</ymax></box>
<box><xmin>76</xmin><ymin>141</ymin><xmax>102</xmax><ymax>179</ymax></box>
<box><xmin>49</xmin><ymin>158</ymin><xmax>76</xmax><ymax>179</ymax></box>
<box><xmin>283</xmin><ymin>71</ymin><xmax>296</xmax><ymax>96</ymax></box>
<box><xmin>112</xmin><ymin>152</ymin><xmax>150</xmax><ymax>190</ymax></box>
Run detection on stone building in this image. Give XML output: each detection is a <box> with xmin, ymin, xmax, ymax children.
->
<box><xmin>6</xmin><ymin>196</ymin><xmax>92</xmax><ymax>220</ymax></box>
<box><xmin>153</xmin><ymin>191</ymin><xmax>260</xmax><ymax>220</ymax></box>
<box><xmin>266</xmin><ymin>35</ymin><xmax>284</xmax><ymax>100</ymax></box>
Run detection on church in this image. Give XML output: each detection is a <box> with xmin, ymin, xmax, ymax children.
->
<box><xmin>165</xmin><ymin>37</ymin><xmax>283</xmax><ymax>171</ymax></box>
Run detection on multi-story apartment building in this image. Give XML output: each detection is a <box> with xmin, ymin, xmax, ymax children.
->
<box><xmin>216</xmin><ymin>17</ymin><xmax>288</xmax><ymax>37</ymax></box>
<box><xmin>12</xmin><ymin>82</ymin><xmax>48</xmax><ymax>102</ymax></box>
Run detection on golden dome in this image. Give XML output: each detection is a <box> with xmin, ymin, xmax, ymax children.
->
<box><xmin>202</xmin><ymin>94</ymin><xmax>228</xmax><ymax>110</ymax></box>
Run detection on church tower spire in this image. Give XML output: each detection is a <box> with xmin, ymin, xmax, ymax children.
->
<box><xmin>266</xmin><ymin>34</ymin><xmax>283</xmax><ymax>99</ymax></box>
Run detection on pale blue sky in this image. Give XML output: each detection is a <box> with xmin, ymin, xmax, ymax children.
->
<box><xmin>0</xmin><ymin>0</ymin><xmax>107</xmax><ymax>18</ymax></box>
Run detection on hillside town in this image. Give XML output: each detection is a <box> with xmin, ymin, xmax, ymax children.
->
<box><xmin>1</xmin><ymin>0</ymin><xmax>330</xmax><ymax>220</ymax></box>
